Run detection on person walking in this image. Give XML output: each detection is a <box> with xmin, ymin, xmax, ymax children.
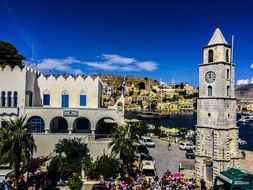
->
<box><xmin>168</xmin><ymin>142</ymin><xmax>171</xmax><ymax>151</ymax></box>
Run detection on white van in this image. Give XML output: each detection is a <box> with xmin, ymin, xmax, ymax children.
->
<box><xmin>0</xmin><ymin>169</ymin><xmax>14</xmax><ymax>183</ymax></box>
<box><xmin>140</xmin><ymin>136</ymin><xmax>155</xmax><ymax>148</ymax></box>
<box><xmin>179</xmin><ymin>142</ymin><xmax>195</xmax><ymax>150</ymax></box>
<box><xmin>140</xmin><ymin>160</ymin><xmax>156</xmax><ymax>180</ymax></box>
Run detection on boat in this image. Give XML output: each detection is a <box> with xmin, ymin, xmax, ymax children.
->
<box><xmin>238</xmin><ymin>138</ymin><xmax>247</xmax><ymax>146</ymax></box>
<box><xmin>238</xmin><ymin>115</ymin><xmax>253</xmax><ymax>123</ymax></box>
<box><xmin>138</xmin><ymin>111</ymin><xmax>170</xmax><ymax>119</ymax></box>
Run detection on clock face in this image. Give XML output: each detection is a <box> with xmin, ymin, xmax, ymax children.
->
<box><xmin>205</xmin><ymin>71</ymin><xmax>216</xmax><ymax>83</ymax></box>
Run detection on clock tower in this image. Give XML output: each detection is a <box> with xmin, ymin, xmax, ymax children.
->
<box><xmin>195</xmin><ymin>28</ymin><xmax>239</xmax><ymax>183</ymax></box>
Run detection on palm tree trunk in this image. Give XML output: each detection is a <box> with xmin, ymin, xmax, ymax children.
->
<box><xmin>14</xmin><ymin>162</ymin><xmax>21</xmax><ymax>189</ymax></box>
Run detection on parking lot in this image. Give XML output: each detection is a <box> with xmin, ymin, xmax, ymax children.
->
<box><xmin>147</xmin><ymin>138</ymin><xmax>195</xmax><ymax>179</ymax></box>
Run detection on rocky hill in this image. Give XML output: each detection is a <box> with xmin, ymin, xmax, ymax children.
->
<box><xmin>92</xmin><ymin>74</ymin><xmax>159</xmax><ymax>88</ymax></box>
<box><xmin>235</xmin><ymin>83</ymin><xmax>253</xmax><ymax>102</ymax></box>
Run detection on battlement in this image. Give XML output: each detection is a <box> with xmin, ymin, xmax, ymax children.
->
<box><xmin>0</xmin><ymin>65</ymin><xmax>41</xmax><ymax>76</ymax></box>
<box><xmin>0</xmin><ymin>65</ymin><xmax>25</xmax><ymax>72</ymax></box>
<box><xmin>38</xmin><ymin>74</ymin><xmax>101</xmax><ymax>83</ymax></box>
<box><xmin>26</xmin><ymin>66</ymin><xmax>41</xmax><ymax>76</ymax></box>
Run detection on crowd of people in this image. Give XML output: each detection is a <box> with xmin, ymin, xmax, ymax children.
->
<box><xmin>98</xmin><ymin>170</ymin><xmax>211</xmax><ymax>190</ymax></box>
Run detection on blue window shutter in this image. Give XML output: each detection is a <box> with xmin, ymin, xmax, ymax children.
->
<box><xmin>80</xmin><ymin>95</ymin><xmax>86</xmax><ymax>106</ymax></box>
<box><xmin>43</xmin><ymin>94</ymin><xmax>50</xmax><ymax>105</ymax></box>
<box><xmin>62</xmin><ymin>95</ymin><xmax>69</xmax><ymax>107</ymax></box>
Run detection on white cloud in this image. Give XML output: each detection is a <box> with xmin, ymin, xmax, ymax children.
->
<box><xmin>28</xmin><ymin>54</ymin><xmax>158</xmax><ymax>74</ymax></box>
<box><xmin>251</xmin><ymin>64</ymin><xmax>253</xmax><ymax>69</ymax></box>
<box><xmin>36</xmin><ymin>57</ymin><xmax>83</xmax><ymax>74</ymax></box>
<box><xmin>85</xmin><ymin>62</ymin><xmax>119</xmax><ymax>71</ymax></box>
<box><xmin>84</xmin><ymin>54</ymin><xmax>158</xmax><ymax>72</ymax></box>
<box><xmin>237</xmin><ymin>79</ymin><xmax>249</xmax><ymax>85</ymax></box>
<box><xmin>102</xmin><ymin>54</ymin><xmax>136</xmax><ymax>65</ymax></box>
<box><xmin>250</xmin><ymin>77</ymin><xmax>253</xmax><ymax>84</ymax></box>
<box><xmin>137</xmin><ymin>61</ymin><xmax>158</xmax><ymax>71</ymax></box>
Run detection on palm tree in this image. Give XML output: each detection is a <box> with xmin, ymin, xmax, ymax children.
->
<box><xmin>0</xmin><ymin>116</ymin><xmax>36</xmax><ymax>189</ymax></box>
<box><xmin>108</xmin><ymin>124</ymin><xmax>138</xmax><ymax>165</ymax></box>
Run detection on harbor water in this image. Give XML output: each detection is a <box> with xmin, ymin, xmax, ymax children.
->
<box><xmin>138</xmin><ymin>112</ymin><xmax>253</xmax><ymax>151</ymax></box>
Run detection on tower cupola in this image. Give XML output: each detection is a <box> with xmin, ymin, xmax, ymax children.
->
<box><xmin>203</xmin><ymin>28</ymin><xmax>231</xmax><ymax>64</ymax></box>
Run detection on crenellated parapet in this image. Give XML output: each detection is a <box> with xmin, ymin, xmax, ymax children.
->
<box><xmin>0</xmin><ymin>65</ymin><xmax>41</xmax><ymax>77</ymax></box>
<box><xmin>0</xmin><ymin>65</ymin><xmax>25</xmax><ymax>73</ymax></box>
<box><xmin>26</xmin><ymin>66</ymin><xmax>41</xmax><ymax>76</ymax></box>
<box><xmin>38</xmin><ymin>74</ymin><xmax>101</xmax><ymax>83</ymax></box>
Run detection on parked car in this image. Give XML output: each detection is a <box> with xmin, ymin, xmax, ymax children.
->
<box><xmin>185</xmin><ymin>149</ymin><xmax>195</xmax><ymax>159</ymax></box>
<box><xmin>140</xmin><ymin>154</ymin><xmax>153</xmax><ymax>161</ymax></box>
<box><xmin>140</xmin><ymin>136</ymin><xmax>155</xmax><ymax>148</ymax></box>
<box><xmin>179</xmin><ymin>142</ymin><xmax>195</xmax><ymax>150</ymax></box>
<box><xmin>137</xmin><ymin>145</ymin><xmax>150</xmax><ymax>155</ymax></box>
<box><xmin>91</xmin><ymin>184</ymin><xmax>109</xmax><ymax>190</ymax></box>
<box><xmin>139</xmin><ymin>160</ymin><xmax>156</xmax><ymax>180</ymax></box>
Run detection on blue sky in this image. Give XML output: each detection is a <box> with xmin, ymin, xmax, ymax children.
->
<box><xmin>1</xmin><ymin>0</ymin><xmax>253</xmax><ymax>86</ymax></box>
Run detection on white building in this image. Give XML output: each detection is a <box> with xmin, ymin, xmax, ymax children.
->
<box><xmin>0</xmin><ymin>66</ymin><xmax>124</xmax><ymax>135</ymax></box>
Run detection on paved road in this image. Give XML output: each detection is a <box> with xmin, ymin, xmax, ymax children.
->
<box><xmin>148</xmin><ymin>139</ymin><xmax>194</xmax><ymax>179</ymax></box>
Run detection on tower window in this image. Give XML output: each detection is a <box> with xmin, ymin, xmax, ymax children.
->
<box><xmin>13</xmin><ymin>91</ymin><xmax>18</xmax><ymax>107</ymax></box>
<box><xmin>208</xmin><ymin>49</ymin><xmax>213</xmax><ymax>63</ymax></box>
<box><xmin>227</xmin><ymin>86</ymin><xmax>230</xmax><ymax>97</ymax></box>
<box><xmin>227</xmin><ymin>69</ymin><xmax>230</xmax><ymax>79</ymax></box>
<box><xmin>208</xmin><ymin>85</ymin><xmax>212</xmax><ymax>96</ymax></box>
<box><xmin>226</xmin><ymin>49</ymin><xmax>229</xmax><ymax>62</ymax></box>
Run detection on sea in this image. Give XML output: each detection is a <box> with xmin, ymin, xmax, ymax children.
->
<box><xmin>128</xmin><ymin>112</ymin><xmax>253</xmax><ymax>151</ymax></box>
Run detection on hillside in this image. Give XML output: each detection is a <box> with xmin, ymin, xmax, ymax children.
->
<box><xmin>235</xmin><ymin>83</ymin><xmax>253</xmax><ymax>101</ymax></box>
<box><xmin>92</xmin><ymin>74</ymin><xmax>159</xmax><ymax>88</ymax></box>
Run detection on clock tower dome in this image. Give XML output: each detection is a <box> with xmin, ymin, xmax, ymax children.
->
<box><xmin>195</xmin><ymin>28</ymin><xmax>239</xmax><ymax>183</ymax></box>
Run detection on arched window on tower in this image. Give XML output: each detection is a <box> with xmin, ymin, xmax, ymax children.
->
<box><xmin>7</xmin><ymin>91</ymin><xmax>12</xmax><ymax>107</ymax></box>
<box><xmin>208</xmin><ymin>85</ymin><xmax>213</xmax><ymax>96</ymax></box>
<box><xmin>227</xmin><ymin>69</ymin><xmax>230</xmax><ymax>79</ymax></box>
<box><xmin>226</xmin><ymin>49</ymin><xmax>229</xmax><ymax>62</ymax></box>
<box><xmin>13</xmin><ymin>91</ymin><xmax>18</xmax><ymax>107</ymax></box>
<box><xmin>208</xmin><ymin>49</ymin><xmax>213</xmax><ymax>63</ymax></box>
<box><xmin>227</xmin><ymin>86</ymin><xmax>230</xmax><ymax>97</ymax></box>
<box><xmin>1</xmin><ymin>91</ymin><xmax>6</xmax><ymax>107</ymax></box>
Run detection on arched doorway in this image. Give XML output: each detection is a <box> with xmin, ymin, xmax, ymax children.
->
<box><xmin>50</xmin><ymin>116</ymin><xmax>68</xmax><ymax>133</ymax></box>
<box><xmin>96</xmin><ymin>117</ymin><xmax>116</xmax><ymax>138</ymax></box>
<box><xmin>73</xmin><ymin>117</ymin><xmax>91</xmax><ymax>133</ymax></box>
<box><xmin>27</xmin><ymin>116</ymin><xmax>45</xmax><ymax>133</ymax></box>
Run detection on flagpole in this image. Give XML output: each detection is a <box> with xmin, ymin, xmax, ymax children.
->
<box><xmin>230</xmin><ymin>35</ymin><xmax>234</xmax><ymax>97</ymax></box>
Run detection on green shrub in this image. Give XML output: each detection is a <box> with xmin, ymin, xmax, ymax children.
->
<box><xmin>68</xmin><ymin>175</ymin><xmax>83</xmax><ymax>190</ymax></box>
<box><xmin>82</xmin><ymin>155</ymin><xmax>121</xmax><ymax>180</ymax></box>
<box><xmin>94</xmin><ymin>154</ymin><xmax>121</xmax><ymax>180</ymax></box>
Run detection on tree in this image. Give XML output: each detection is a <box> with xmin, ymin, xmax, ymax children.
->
<box><xmin>94</xmin><ymin>155</ymin><xmax>121</xmax><ymax>180</ymax></box>
<box><xmin>108</xmin><ymin>125</ymin><xmax>138</xmax><ymax>165</ymax></box>
<box><xmin>0</xmin><ymin>41</ymin><xmax>25</xmax><ymax>68</ymax></box>
<box><xmin>47</xmin><ymin>138</ymin><xmax>89</xmax><ymax>183</ymax></box>
<box><xmin>82</xmin><ymin>155</ymin><xmax>121</xmax><ymax>180</ymax></box>
<box><xmin>0</xmin><ymin>116</ymin><xmax>36</xmax><ymax>189</ymax></box>
<box><xmin>138</xmin><ymin>82</ymin><xmax>145</xmax><ymax>90</ymax></box>
<box><xmin>55</xmin><ymin>138</ymin><xmax>88</xmax><ymax>161</ymax></box>
<box><xmin>180</xmin><ymin>82</ymin><xmax>184</xmax><ymax>89</ymax></box>
<box><xmin>153</xmin><ymin>125</ymin><xmax>161</xmax><ymax>137</ymax></box>
<box><xmin>128</xmin><ymin>122</ymin><xmax>149</xmax><ymax>138</ymax></box>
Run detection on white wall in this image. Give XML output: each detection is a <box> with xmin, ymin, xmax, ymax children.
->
<box><xmin>0</xmin><ymin>66</ymin><xmax>26</xmax><ymax>113</ymax></box>
<box><xmin>37</xmin><ymin>75</ymin><xmax>102</xmax><ymax>108</ymax></box>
